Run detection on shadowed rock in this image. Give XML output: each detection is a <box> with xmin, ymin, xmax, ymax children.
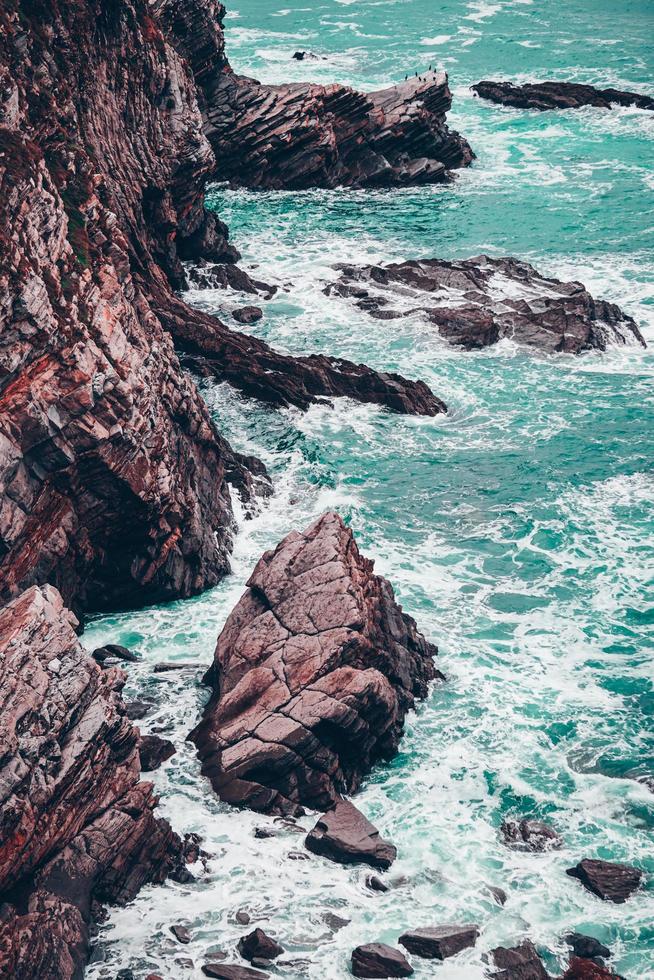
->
<box><xmin>501</xmin><ymin>819</ymin><xmax>563</xmax><ymax>852</ymax></box>
<box><xmin>566</xmin><ymin>859</ymin><xmax>643</xmax><ymax>903</ymax></box>
<box><xmin>233</xmin><ymin>306</ymin><xmax>263</xmax><ymax>325</ymax></box>
<box><xmin>171</xmin><ymin>924</ymin><xmax>192</xmax><ymax>944</ymax></box>
<box><xmin>139</xmin><ymin>734</ymin><xmax>177</xmax><ymax>771</ymax></box>
<box><xmin>352</xmin><ymin>944</ymin><xmax>414</xmax><ymax>978</ymax></box>
<box><xmin>399</xmin><ymin>924</ymin><xmax>479</xmax><ymax>960</ymax></box>
<box><xmin>561</xmin><ymin>960</ymin><xmax>623</xmax><ymax>980</ymax></box>
<box><xmin>565</xmin><ymin>934</ymin><xmax>611</xmax><ymax>961</ymax></box>
<box><xmin>490</xmin><ymin>941</ymin><xmax>550</xmax><ymax>979</ymax></box>
<box><xmin>202</xmin><ymin>965</ymin><xmax>270</xmax><ymax>980</ymax></box>
<box><xmin>92</xmin><ymin>644</ymin><xmax>140</xmax><ymax>665</ymax></box>
<box><xmin>0</xmin><ymin>586</ymin><xmax>186</xmax><ymax>980</ymax></box>
<box><xmin>473</xmin><ymin>80</ymin><xmax>654</xmax><ymax>112</ymax></box>
<box><xmin>238</xmin><ymin>929</ymin><xmax>284</xmax><ymax>962</ymax></box>
<box><xmin>326</xmin><ymin>256</ymin><xmax>646</xmax><ymax>354</ymax></box>
<box><xmin>190</xmin><ymin>512</ymin><xmax>440</xmax><ymax>814</ymax></box>
<box><xmin>305</xmin><ymin>798</ymin><xmax>396</xmax><ymax>869</ymax></box>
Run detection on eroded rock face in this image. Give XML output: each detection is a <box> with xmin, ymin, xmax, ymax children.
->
<box><xmin>566</xmin><ymin>859</ymin><xmax>643</xmax><ymax>903</ymax></box>
<box><xmin>473</xmin><ymin>80</ymin><xmax>654</xmax><ymax>112</ymax></box>
<box><xmin>326</xmin><ymin>256</ymin><xmax>646</xmax><ymax>354</ymax></box>
<box><xmin>305</xmin><ymin>798</ymin><xmax>397</xmax><ymax>869</ymax></box>
<box><xmin>0</xmin><ymin>585</ymin><xmax>185</xmax><ymax>980</ymax></box>
<box><xmin>190</xmin><ymin>512</ymin><xmax>440</xmax><ymax>814</ymax></box>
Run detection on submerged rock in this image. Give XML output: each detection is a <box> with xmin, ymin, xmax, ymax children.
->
<box><xmin>501</xmin><ymin>819</ymin><xmax>563</xmax><ymax>852</ymax></box>
<box><xmin>490</xmin><ymin>941</ymin><xmax>550</xmax><ymax>979</ymax></box>
<box><xmin>171</xmin><ymin>924</ymin><xmax>192</xmax><ymax>944</ymax></box>
<box><xmin>305</xmin><ymin>799</ymin><xmax>397</xmax><ymax>869</ymax></box>
<box><xmin>351</xmin><ymin>944</ymin><xmax>414</xmax><ymax>978</ymax></box>
<box><xmin>327</xmin><ymin>256</ymin><xmax>645</xmax><ymax>353</ymax></box>
<box><xmin>237</xmin><ymin>929</ymin><xmax>285</xmax><ymax>962</ymax></box>
<box><xmin>93</xmin><ymin>644</ymin><xmax>141</xmax><ymax>665</ymax></box>
<box><xmin>472</xmin><ymin>80</ymin><xmax>654</xmax><ymax>112</ymax></box>
<box><xmin>0</xmin><ymin>586</ymin><xmax>185</xmax><ymax>980</ymax></box>
<box><xmin>399</xmin><ymin>924</ymin><xmax>479</xmax><ymax>960</ymax></box>
<box><xmin>566</xmin><ymin>859</ymin><xmax>643</xmax><ymax>903</ymax></box>
<box><xmin>233</xmin><ymin>306</ymin><xmax>264</xmax><ymax>325</ymax></box>
<box><xmin>139</xmin><ymin>735</ymin><xmax>177</xmax><ymax>771</ymax></box>
<box><xmin>565</xmin><ymin>934</ymin><xmax>611</xmax><ymax>961</ymax></box>
<box><xmin>189</xmin><ymin>512</ymin><xmax>440</xmax><ymax>814</ymax></box>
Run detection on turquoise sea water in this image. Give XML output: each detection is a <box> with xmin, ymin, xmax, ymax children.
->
<box><xmin>85</xmin><ymin>1</ymin><xmax>654</xmax><ymax>977</ymax></box>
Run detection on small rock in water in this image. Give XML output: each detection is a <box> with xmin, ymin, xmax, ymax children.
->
<box><xmin>92</xmin><ymin>643</ymin><xmax>140</xmax><ymax>664</ymax></box>
<box><xmin>305</xmin><ymin>798</ymin><xmax>396</xmax><ymax>870</ymax></box>
<box><xmin>399</xmin><ymin>924</ymin><xmax>479</xmax><ymax>960</ymax></box>
<box><xmin>139</xmin><ymin>734</ymin><xmax>176</xmax><ymax>771</ymax></box>
<box><xmin>202</xmin><ymin>965</ymin><xmax>270</xmax><ymax>979</ymax></box>
<box><xmin>323</xmin><ymin>912</ymin><xmax>351</xmax><ymax>931</ymax></box>
<box><xmin>561</xmin><ymin>958</ymin><xmax>623</xmax><ymax>979</ymax></box>
<box><xmin>125</xmin><ymin>698</ymin><xmax>155</xmax><ymax>720</ymax></box>
<box><xmin>366</xmin><ymin>874</ymin><xmax>389</xmax><ymax>893</ymax></box>
<box><xmin>170</xmin><ymin>923</ymin><xmax>192</xmax><ymax>944</ymax></box>
<box><xmin>501</xmin><ymin>819</ymin><xmax>563</xmax><ymax>852</ymax></box>
<box><xmin>115</xmin><ymin>972</ymin><xmax>135</xmax><ymax>980</ymax></box>
<box><xmin>238</xmin><ymin>928</ymin><xmax>284</xmax><ymax>962</ymax></box>
<box><xmin>153</xmin><ymin>661</ymin><xmax>207</xmax><ymax>673</ymax></box>
<box><xmin>233</xmin><ymin>306</ymin><xmax>263</xmax><ymax>325</ymax></box>
<box><xmin>490</xmin><ymin>941</ymin><xmax>549</xmax><ymax>979</ymax></box>
<box><xmin>351</xmin><ymin>943</ymin><xmax>414</xmax><ymax>978</ymax></box>
<box><xmin>235</xmin><ymin>910</ymin><xmax>251</xmax><ymax>925</ymax></box>
<box><xmin>487</xmin><ymin>885</ymin><xmax>508</xmax><ymax>906</ymax></box>
<box><xmin>565</xmin><ymin>934</ymin><xmax>611</xmax><ymax>960</ymax></box>
<box><xmin>566</xmin><ymin>859</ymin><xmax>643</xmax><ymax>903</ymax></box>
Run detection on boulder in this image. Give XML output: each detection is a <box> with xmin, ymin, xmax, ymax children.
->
<box><xmin>501</xmin><ymin>819</ymin><xmax>563</xmax><ymax>852</ymax></box>
<box><xmin>565</xmin><ymin>935</ymin><xmax>611</xmax><ymax>961</ymax></box>
<box><xmin>92</xmin><ymin>644</ymin><xmax>140</xmax><ymax>664</ymax></box>
<box><xmin>190</xmin><ymin>512</ymin><xmax>440</xmax><ymax>814</ymax></box>
<box><xmin>171</xmin><ymin>924</ymin><xmax>192</xmax><ymax>944</ymax></box>
<box><xmin>125</xmin><ymin>699</ymin><xmax>156</xmax><ymax>720</ymax></box>
<box><xmin>139</xmin><ymin>735</ymin><xmax>177</xmax><ymax>771</ymax></box>
<box><xmin>351</xmin><ymin>944</ymin><xmax>414</xmax><ymax>978</ymax></box>
<box><xmin>566</xmin><ymin>859</ymin><xmax>642</xmax><ymax>903</ymax></box>
<box><xmin>399</xmin><ymin>924</ymin><xmax>479</xmax><ymax>959</ymax></box>
<box><xmin>237</xmin><ymin>929</ymin><xmax>284</xmax><ymax>962</ymax></box>
<box><xmin>202</xmin><ymin>966</ymin><xmax>270</xmax><ymax>980</ymax></box>
<box><xmin>488</xmin><ymin>885</ymin><xmax>508</xmax><ymax>906</ymax></box>
<box><xmin>472</xmin><ymin>80</ymin><xmax>654</xmax><ymax>112</ymax></box>
<box><xmin>561</xmin><ymin>959</ymin><xmax>623</xmax><ymax>980</ymax></box>
<box><xmin>326</xmin><ymin>256</ymin><xmax>645</xmax><ymax>354</ymax></box>
<box><xmin>490</xmin><ymin>941</ymin><xmax>549</xmax><ymax>979</ymax></box>
<box><xmin>233</xmin><ymin>306</ymin><xmax>264</xmax><ymax>325</ymax></box>
<box><xmin>305</xmin><ymin>799</ymin><xmax>396</xmax><ymax>869</ymax></box>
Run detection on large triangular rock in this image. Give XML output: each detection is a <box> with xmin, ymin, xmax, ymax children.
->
<box><xmin>305</xmin><ymin>798</ymin><xmax>396</xmax><ymax>869</ymax></box>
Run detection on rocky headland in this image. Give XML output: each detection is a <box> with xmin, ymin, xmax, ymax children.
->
<box><xmin>472</xmin><ymin>80</ymin><xmax>654</xmax><ymax>112</ymax></box>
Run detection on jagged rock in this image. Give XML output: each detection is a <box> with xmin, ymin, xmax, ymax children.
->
<box><xmin>189</xmin><ymin>512</ymin><xmax>440</xmax><ymax>814</ymax></box>
<box><xmin>202</xmin><ymin>965</ymin><xmax>270</xmax><ymax>980</ymax></box>
<box><xmin>351</xmin><ymin>944</ymin><xmax>414</xmax><ymax>978</ymax></box>
<box><xmin>305</xmin><ymin>799</ymin><xmax>396</xmax><ymax>869</ymax></box>
<box><xmin>324</xmin><ymin>912</ymin><xmax>351</xmax><ymax>931</ymax></box>
<box><xmin>186</xmin><ymin>260</ymin><xmax>276</xmax><ymax>296</ymax></box>
<box><xmin>154</xmin><ymin>661</ymin><xmax>208</xmax><ymax>673</ymax></box>
<box><xmin>566</xmin><ymin>859</ymin><xmax>643</xmax><ymax>903</ymax></box>
<box><xmin>488</xmin><ymin>885</ymin><xmax>508</xmax><ymax>905</ymax></box>
<box><xmin>561</xmin><ymin>960</ymin><xmax>623</xmax><ymax>980</ymax></box>
<box><xmin>565</xmin><ymin>935</ymin><xmax>611</xmax><ymax>961</ymax></box>
<box><xmin>399</xmin><ymin>924</ymin><xmax>479</xmax><ymax>960</ymax></box>
<box><xmin>292</xmin><ymin>51</ymin><xmax>324</xmax><ymax>62</ymax></box>
<box><xmin>490</xmin><ymin>941</ymin><xmax>550</xmax><ymax>979</ymax></box>
<box><xmin>171</xmin><ymin>924</ymin><xmax>192</xmax><ymax>944</ymax></box>
<box><xmin>93</xmin><ymin>644</ymin><xmax>140</xmax><ymax>665</ymax></box>
<box><xmin>473</xmin><ymin>80</ymin><xmax>654</xmax><ymax>112</ymax></box>
<box><xmin>366</xmin><ymin>874</ymin><xmax>390</xmax><ymax>892</ymax></box>
<box><xmin>238</xmin><ymin>928</ymin><xmax>284</xmax><ymax>962</ymax></box>
<box><xmin>501</xmin><ymin>819</ymin><xmax>563</xmax><ymax>852</ymax></box>
<box><xmin>125</xmin><ymin>699</ymin><xmax>156</xmax><ymax>720</ymax></box>
<box><xmin>139</xmin><ymin>735</ymin><xmax>176</xmax><ymax>771</ymax></box>
<box><xmin>233</xmin><ymin>306</ymin><xmax>264</xmax><ymax>325</ymax></box>
<box><xmin>327</xmin><ymin>256</ymin><xmax>646</xmax><ymax>354</ymax></box>
<box><xmin>0</xmin><ymin>586</ymin><xmax>185</xmax><ymax>980</ymax></box>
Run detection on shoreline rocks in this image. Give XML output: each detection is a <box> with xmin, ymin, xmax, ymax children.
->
<box><xmin>398</xmin><ymin>924</ymin><xmax>479</xmax><ymax>960</ymax></box>
<box><xmin>473</xmin><ymin>80</ymin><xmax>654</xmax><ymax>112</ymax></box>
<box><xmin>351</xmin><ymin>944</ymin><xmax>414</xmax><ymax>978</ymax></box>
<box><xmin>490</xmin><ymin>941</ymin><xmax>549</xmax><ymax>979</ymax></box>
<box><xmin>326</xmin><ymin>255</ymin><xmax>646</xmax><ymax>354</ymax></box>
<box><xmin>305</xmin><ymin>798</ymin><xmax>397</xmax><ymax>869</ymax></box>
<box><xmin>501</xmin><ymin>819</ymin><xmax>563</xmax><ymax>852</ymax></box>
<box><xmin>566</xmin><ymin>859</ymin><xmax>643</xmax><ymax>903</ymax></box>
<box><xmin>189</xmin><ymin>512</ymin><xmax>440</xmax><ymax>814</ymax></box>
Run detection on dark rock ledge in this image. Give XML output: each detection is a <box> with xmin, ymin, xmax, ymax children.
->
<box><xmin>326</xmin><ymin>255</ymin><xmax>646</xmax><ymax>354</ymax></box>
<box><xmin>473</xmin><ymin>80</ymin><xmax>654</xmax><ymax>112</ymax></box>
<box><xmin>0</xmin><ymin>585</ymin><xmax>189</xmax><ymax>980</ymax></box>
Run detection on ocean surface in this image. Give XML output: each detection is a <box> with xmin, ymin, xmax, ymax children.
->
<box><xmin>85</xmin><ymin>1</ymin><xmax>654</xmax><ymax>976</ymax></box>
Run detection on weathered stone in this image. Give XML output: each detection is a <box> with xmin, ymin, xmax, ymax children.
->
<box><xmin>139</xmin><ymin>735</ymin><xmax>177</xmax><ymax>771</ymax></box>
<box><xmin>490</xmin><ymin>941</ymin><xmax>550</xmax><ymax>979</ymax></box>
<box><xmin>565</xmin><ymin>934</ymin><xmax>611</xmax><ymax>961</ymax></box>
<box><xmin>93</xmin><ymin>644</ymin><xmax>140</xmax><ymax>664</ymax></box>
<box><xmin>351</xmin><ymin>944</ymin><xmax>414</xmax><ymax>978</ymax></box>
<box><xmin>501</xmin><ymin>819</ymin><xmax>563</xmax><ymax>852</ymax></box>
<box><xmin>171</xmin><ymin>924</ymin><xmax>192</xmax><ymax>944</ymax></box>
<box><xmin>561</xmin><ymin>959</ymin><xmax>623</xmax><ymax>980</ymax></box>
<box><xmin>566</xmin><ymin>859</ymin><xmax>643</xmax><ymax>903</ymax></box>
<box><xmin>327</xmin><ymin>256</ymin><xmax>645</xmax><ymax>354</ymax></box>
<box><xmin>154</xmin><ymin>661</ymin><xmax>208</xmax><ymax>673</ymax></box>
<box><xmin>399</xmin><ymin>924</ymin><xmax>479</xmax><ymax>960</ymax></box>
<box><xmin>488</xmin><ymin>885</ymin><xmax>508</xmax><ymax>906</ymax></box>
<box><xmin>473</xmin><ymin>80</ymin><xmax>654</xmax><ymax>112</ymax></box>
<box><xmin>237</xmin><ymin>928</ymin><xmax>284</xmax><ymax>962</ymax></box>
<box><xmin>233</xmin><ymin>306</ymin><xmax>263</xmax><ymax>325</ymax></box>
<box><xmin>125</xmin><ymin>699</ymin><xmax>156</xmax><ymax>720</ymax></box>
<box><xmin>202</xmin><ymin>965</ymin><xmax>270</xmax><ymax>980</ymax></box>
<box><xmin>190</xmin><ymin>512</ymin><xmax>440</xmax><ymax>814</ymax></box>
<box><xmin>305</xmin><ymin>799</ymin><xmax>396</xmax><ymax>870</ymax></box>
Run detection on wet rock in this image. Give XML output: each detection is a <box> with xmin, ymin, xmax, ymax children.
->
<box><xmin>186</xmin><ymin>260</ymin><xmax>275</xmax><ymax>295</ymax></box>
<box><xmin>490</xmin><ymin>941</ymin><xmax>550</xmax><ymax>979</ymax></box>
<box><xmin>190</xmin><ymin>513</ymin><xmax>440</xmax><ymax>814</ymax></box>
<box><xmin>236</xmin><ymin>911</ymin><xmax>251</xmax><ymax>926</ymax></box>
<box><xmin>351</xmin><ymin>943</ymin><xmax>414</xmax><ymax>978</ymax></box>
<box><xmin>565</xmin><ymin>934</ymin><xmax>611</xmax><ymax>961</ymax></box>
<box><xmin>366</xmin><ymin>874</ymin><xmax>390</xmax><ymax>893</ymax></box>
<box><xmin>501</xmin><ymin>819</ymin><xmax>563</xmax><ymax>852</ymax></box>
<box><xmin>306</xmin><ymin>799</ymin><xmax>396</xmax><ymax>870</ymax></box>
<box><xmin>93</xmin><ymin>644</ymin><xmax>140</xmax><ymax>664</ymax></box>
<box><xmin>139</xmin><ymin>735</ymin><xmax>177</xmax><ymax>771</ymax></box>
<box><xmin>0</xmin><ymin>586</ymin><xmax>185</xmax><ymax>980</ymax></box>
<box><xmin>323</xmin><ymin>912</ymin><xmax>351</xmax><ymax>931</ymax></box>
<box><xmin>566</xmin><ymin>859</ymin><xmax>643</xmax><ymax>903</ymax></box>
<box><xmin>472</xmin><ymin>80</ymin><xmax>654</xmax><ymax>112</ymax></box>
<box><xmin>327</xmin><ymin>256</ymin><xmax>645</xmax><ymax>354</ymax></box>
<box><xmin>171</xmin><ymin>924</ymin><xmax>192</xmax><ymax>944</ymax></box>
<box><xmin>561</xmin><ymin>959</ymin><xmax>623</xmax><ymax>980</ymax></box>
<box><xmin>116</xmin><ymin>972</ymin><xmax>136</xmax><ymax>980</ymax></box>
<box><xmin>154</xmin><ymin>661</ymin><xmax>208</xmax><ymax>673</ymax></box>
<box><xmin>202</xmin><ymin>965</ymin><xmax>270</xmax><ymax>980</ymax></box>
<box><xmin>233</xmin><ymin>306</ymin><xmax>263</xmax><ymax>325</ymax></box>
<box><xmin>292</xmin><ymin>51</ymin><xmax>324</xmax><ymax>61</ymax></box>
<box><xmin>399</xmin><ymin>924</ymin><xmax>479</xmax><ymax>960</ymax></box>
<box><xmin>125</xmin><ymin>699</ymin><xmax>156</xmax><ymax>720</ymax></box>
<box><xmin>238</xmin><ymin>928</ymin><xmax>284</xmax><ymax>962</ymax></box>
<box><xmin>487</xmin><ymin>885</ymin><xmax>508</xmax><ymax>906</ymax></box>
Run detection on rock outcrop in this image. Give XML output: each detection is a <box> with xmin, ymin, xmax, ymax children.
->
<box><xmin>190</xmin><ymin>512</ymin><xmax>440</xmax><ymax>814</ymax></box>
<box><xmin>566</xmin><ymin>859</ymin><xmax>643</xmax><ymax>903</ymax></box>
<box><xmin>351</xmin><ymin>944</ymin><xmax>414</xmax><ymax>978</ymax></box>
<box><xmin>398</xmin><ymin>925</ymin><xmax>479</xmax><ymax>960</ymax></box>
<box><xmin>473</xmin><ymin>80</ymin><xmax>654</xmax><ymax>112</ymax></box>
<box><xmin>0</xmin><ymin>585</ymin><xmax>186</xmax><ymax>980</ymax></box>
<box><xmin>305</xmin><ymin>798</ymin><xmax>397</xmax><ymax>869</ymax></box>
<box><xmin>501</xmin><ymin>819</ymin><xmax>563</xmax><ymax>852</ymax></box>
<box><xmin>326</xmin><ymin>256</ymin><xmax>646</xmax><ymax>354</ymax></box>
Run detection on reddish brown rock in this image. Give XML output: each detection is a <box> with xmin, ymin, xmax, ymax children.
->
<box><xmin>233</xmin><ymin>306</ymin><xmax>264</xmax><ymax>325</ymax></box>
<box><xmin>327</xmin><ymin>256</ymin><xmax>646</xmax><ymax>354</ymax></box>
<box><xmin>139</xmin><ymin>734</ymin><xmax>177</xmax><ymax>771</ymax></box>
<box><xmin>398</xmin><ymin>924</ymin><xmax>479</xmax><ymax>960</ymax></box>
<box><xmin>490</xmin><ymin>941</ymin><xmax>550</xmax><ymax>979</ymax></box>
<box><xmin>0</xmin><ymin>585</ymin><xmax>186</xmax><ymax>980</ymax></box>
<box><xmin>189</xmin><ymin>512</ymin><xmax>440</xmax><ymax>814</ymax></box>
<box><xmin>501</xmin><ymin>819</ymin><xmax>563</xmax><ymax>852</ymax></box>
<box><xmin>237</xmin><ymin>928</ymin><xmax>284</xmax><ymax>962</ymax></box>
<box><xmin>473</xmin><ymin>80</ymin><xmax>654</xmax><ymax>112</ymax></box>
<box><xmin>561</xmin><ymin>959</ymin><xmax>623</xmax><ymax>980</ymax></box>
<box><xmin>202</xmin><ymin>965</ymin><xmax>270</xmax><ymax>980</ymax></box>
<box><xmin>305</xmin><ymin>798</ymin><xmax>396</xmax><ymax>869</ymax></box>
<box><xmin>351</xmin><ymin>944</ymin><xmax>414</xmax><ymax>978</ymax></box>
<box><xmin>566</xmin><ymin>859</ymin><xmax>643</xmax><ymax>903</ymax></box>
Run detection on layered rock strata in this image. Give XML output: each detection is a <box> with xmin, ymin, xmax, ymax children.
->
<box><xmin>0</xmin><ymin>585</ymin><xmax>186</xmax><ymax>980</ymax></box>
<box><xmin>326</xmin><ymin>255</ymin><xmax>646</xmax><ymax>353</ymax></box>
<box><xmin>473</xmin><ymin>80</ymin><xmax>654</xmax><ymax>112</ymax></box>
<box><xmin>190</xmin><ymin>512</ymin><xmax>440</xmax><ymax>814</ymax></box>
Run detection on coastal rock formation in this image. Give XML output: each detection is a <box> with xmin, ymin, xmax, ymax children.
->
<box><xmin>305</xmin><ymin>798</ymin><xmax>397</xmax><ymax>869</ymax></box>
<box><xmin>566</xmin><ymin>859</ymin><xmax>643</xmax><ymax>903</ymax></box>
<box><xmin>0</xmin><ymin>585</ymin><xmax>186</xmax><ymax>980</ymax></box>
<box><xmin>190</xmin><ymin>512</ymin><xmax>440</xmax><ymax>814</ymax></box>
<box><xmin>565</xmin><ymin>935</ymin><xmax>612</xmax><ymax>962</ymax></box>
<box><xmin>351</xmin><ymin>944</ymin><xmax>414</xmax><ymax>978</ymax></box>
<box><xmin>501</xmin><ymin>819</ymin><xmax>563</xmax><ymax>852</ymax></box>
<box><xmin>139</xmin><ymin>734</ymin><xmax>177</xmax><ymax>771</ymax></box>
<box><xmin>399</xmin><ymin>924</ymin><xmax>479</xmax><ymax>960</ymax></box>
<box><xmin>326</xmin><ymin>255</ymin><xmax>646</xmax><ymax>353</ymax></box>
<box><xmin>473</xmin><ymin>80</ymin><xmax>654</xmax><ymax>112</ymax></box>
<box><xmin>238</xmin><ymin>928</ymin><xmax>284</xmax><ymax>963</ymax></box>
<box><xmin>490</xmin><ymin>941</ymin><xmax>549</xmax><ymax>979</ymax></box>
